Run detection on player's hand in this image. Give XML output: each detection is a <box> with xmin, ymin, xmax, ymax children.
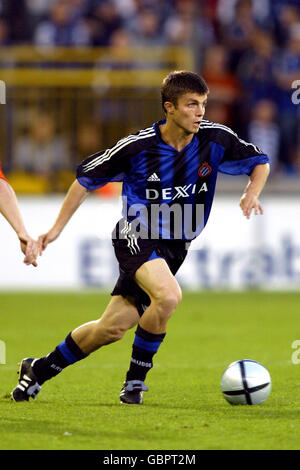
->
<box><xmin>18</xmin><ymin>234</ymin><xmax>39</xmax><ymax>267</ymax></box>
<box><xmin>239</xmin><ymin>192</ymin><xmax>263</xmax><ymax>219</ymax></box>
<box><xmin>38</xmin><ymin>227</ymin><xmax>61</xmax><ymax>253</ymax></box>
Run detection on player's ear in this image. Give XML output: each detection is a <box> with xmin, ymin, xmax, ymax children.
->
<box><xmin>164</xmin><ymin>101</ymin><xmax>175</xmax><ymax>114</ymax></box>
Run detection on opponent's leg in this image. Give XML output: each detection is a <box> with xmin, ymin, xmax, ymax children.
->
<box><xmin>120</xmin><ymin>258</ymin><xmax>182</xmax><ymax>404</ymax></box>
<box><xmin>11</xmin><ymin>295</ymin><xmax>140</xmax><ymax>402</ymax></box>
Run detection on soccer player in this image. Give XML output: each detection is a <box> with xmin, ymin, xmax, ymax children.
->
<box><xmin>0</xmin><ymin>165</ymin><xmax>39</xmax><ymax>267</ymax></box>
<box><xmin>11</xmin><ymin>71</ymin><xmax>270</xmax><ymax>404</ymax></box>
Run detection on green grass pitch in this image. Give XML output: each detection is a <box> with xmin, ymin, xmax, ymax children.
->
<box><xmin>1</xmin><ymin>290</ymin><xmax>300</xmax><ymax>450</ymax></box>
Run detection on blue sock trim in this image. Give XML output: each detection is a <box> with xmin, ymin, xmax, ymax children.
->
<box><xmin>58</xmin><ymin>341</ymin><xmax>78</xmax><ymax>364</ymax></box>
<box><xmin>133</xmin><ymin>335</ymin><xmax>162</xmax><ymax>353</ymax></box>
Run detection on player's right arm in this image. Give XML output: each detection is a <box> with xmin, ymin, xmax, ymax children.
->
<box><xmin>39</xmin><ymin>128</ymin><xmax>153</xmax><ymax>251</ymax></box>
<box><xmin>38</xmin><ymin>135</ymin><xmax>132</xmax><ymax>251</ymax></box>
<box><xmin>38</xmin><ymin>179</ymin><xmax>89</xmax><ymax>251</ymax></box>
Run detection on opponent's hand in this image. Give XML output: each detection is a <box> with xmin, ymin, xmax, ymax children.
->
<box><xmin>38</xmin><ymin>227</ymin><xmax>61</xmax><ymax>253</ymax></box>
<box><xmin>18</xmin><ymin>234</ymin><xmax>39</xmax><ymax>267</ymax></box>
<box><xmin>239</xmin><ymin>192</ymin><xmax>263</xmax><ymax>219</ymax></box>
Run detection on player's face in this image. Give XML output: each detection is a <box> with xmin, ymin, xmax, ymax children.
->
<box><xmin>168</xmin><ymin>92</ymin><xmax>208</xmax><ymax>134</ymax></box>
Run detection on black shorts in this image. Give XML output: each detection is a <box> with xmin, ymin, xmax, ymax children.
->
<box><xmin>111</xmin><ymin>237</ymin><xmax>190</xmax><ymax>316</ymax></box>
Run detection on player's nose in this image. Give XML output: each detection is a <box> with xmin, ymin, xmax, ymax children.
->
<box><xmin>197</xmin><ymin>105</ymin><xmax>205</xmax><ymax>116</ymax></box>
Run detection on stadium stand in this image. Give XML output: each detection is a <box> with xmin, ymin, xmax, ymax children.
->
<box><xmin>0</xmin><ymin>0</ymin><xmax>299</xmax><ymax>194</ymax></box>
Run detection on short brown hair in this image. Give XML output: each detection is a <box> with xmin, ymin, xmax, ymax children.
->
<box><xmin>161</xmin><ymin>70</ymin><xmax>209</xmax><ymax>113</ymax></box>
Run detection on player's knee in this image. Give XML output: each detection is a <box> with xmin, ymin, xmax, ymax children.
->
<box><xmin>153</xmin><ymin>285</ymin><xmax>182</xmax><ymax>314</ymax></box>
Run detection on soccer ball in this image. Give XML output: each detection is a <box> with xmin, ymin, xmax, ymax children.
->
<box><xmin>221</xmin><ymin>359</ymin><xmax>271</xmax><ymax>405</ymax></box>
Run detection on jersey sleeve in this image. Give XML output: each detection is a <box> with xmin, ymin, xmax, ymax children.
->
<box><xmin>217</xmin><ymin>126</ymin><xmax>269</xmax><ymax>176</ymax></box>
<box><xmin>76</xmin><ymin>136</ymin><xmax>134</xmax><ymax>191</ymax></box>
<box><xmin>0</xmin><ymin>164</ymin><xmax>8</xmax><ymax>182</ymax></box>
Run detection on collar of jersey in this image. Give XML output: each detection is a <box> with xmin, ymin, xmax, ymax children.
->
<box><xmin>154</xmin><ymin>119</ymin><xmax>197</xmax><ymax>153</ymax></box>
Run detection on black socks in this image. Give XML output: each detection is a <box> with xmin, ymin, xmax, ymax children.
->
<box><xmin>126</xmin><ymin>325</ymin><xmax>166</xmax><ymax>382</ymax></box>
<box><xmin>31</xmin><ymin>326</ymin><xmax>166</xmax><ymax>387</ymax></box>
<box><xmin>32</xmin><ymin>332</ymin><xmax>87</xmax><ymax>385</ymax></box>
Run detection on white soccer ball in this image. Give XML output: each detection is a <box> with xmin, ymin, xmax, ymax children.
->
<box><xmin>221</xmin><ymin>359</ymin><xmax>271</xmax><ymax>405</ymax></box>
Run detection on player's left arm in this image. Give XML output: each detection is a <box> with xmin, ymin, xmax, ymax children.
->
<box><xmin>239</xmin><ymin>163</ymin><xmax>270</xmax><ymax>219</ymax></box>
<box><xmin>216</xmin><ymin>126</ymin><xmax>270</xmax><ymax>220</ymax></box>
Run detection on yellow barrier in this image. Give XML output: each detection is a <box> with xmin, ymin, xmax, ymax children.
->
<box><xmin>0</xmin><ymin>46</ymin><xmax>195</xmax><ymax>193</ymax></box>
<box><xmin>1</xmin><ymin>69</ymin><xmax>176</xmax><ymax>87</ymax></box>
<box><xmin>0</xmin><ymin>46</ymin><xmax>195</xmax><ymax>87</ymax></box>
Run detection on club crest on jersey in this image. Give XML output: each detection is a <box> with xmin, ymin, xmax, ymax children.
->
<box><xmin>198</xmin><ymin>162</ymin><xmax>212</xmax><ymax>178</ymax></box>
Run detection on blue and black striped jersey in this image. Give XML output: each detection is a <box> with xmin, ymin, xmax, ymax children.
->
<box><xmin>77</xmin><ymin>119</ymin><xmax>269</xmax><ymax>241</ymax></box>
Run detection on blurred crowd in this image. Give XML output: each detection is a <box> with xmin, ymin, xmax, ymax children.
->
<box><xmin>0</xmin><ymin>0</ymin><xmax>300</xmax><ymax>189</ymax></box>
